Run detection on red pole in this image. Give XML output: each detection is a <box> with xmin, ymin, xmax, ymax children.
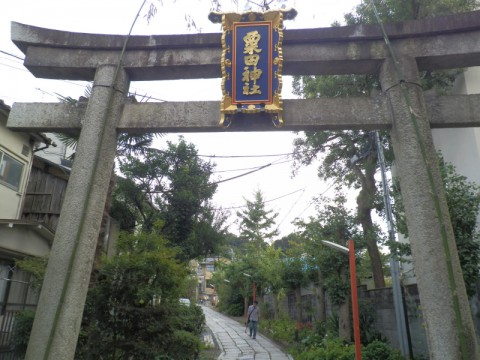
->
<box><xmin>349</xmin><ymin>239</ymin><xmax>362</xmax><ymax>360</ymax></box>
<box><xmin>252</xmin><ymin>281</ymin><xmax>256</xmax><ymax>303</ymax></box>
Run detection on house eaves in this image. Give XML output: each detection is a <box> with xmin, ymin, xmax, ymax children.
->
<box><xmin>0</xmin><ymin>220</ymin><xmax>54</xmax><ymax>258</ymax></box>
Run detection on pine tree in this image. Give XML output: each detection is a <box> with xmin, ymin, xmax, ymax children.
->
<box><xmin>236</xmin><ymin>190</ymin><xmax>279</xmax><ymax>252</ymax></box>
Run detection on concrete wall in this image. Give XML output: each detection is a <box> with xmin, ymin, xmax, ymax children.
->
<box><xmin>357</xmin><ymin>284</ymin><xmax>429</xmax><ymax>358</ymax></box>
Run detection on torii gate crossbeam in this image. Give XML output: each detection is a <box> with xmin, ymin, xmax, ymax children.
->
<box><xmin>8</xmin><ymin>94</ymin><xmax>480</xmax><ymax>133</ymax></box>
<box><xmin>7</xmin><ymin>10</ymin><xmax>480</xmax><ymax>360</ymax></box>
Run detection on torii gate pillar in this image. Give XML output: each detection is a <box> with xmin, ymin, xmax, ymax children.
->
<box><xmin>380</xmin><ymin>56</ymin><xmax>478</xmax><ymax>359</ymax></box>
<box><xmin>25</xmin><ymin>65</ymin><xmax>129</xmax><ymax>360</ymax></box>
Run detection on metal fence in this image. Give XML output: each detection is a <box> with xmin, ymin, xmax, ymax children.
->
<box><xmin>0</xmin><ymin>263</ymin><xmax>39</xmax><ymax>360</ymax></box>
<box><xmin>0</xmin><ymin>310</ymin><xmax>21</xmax><ymax>359</ymax></box>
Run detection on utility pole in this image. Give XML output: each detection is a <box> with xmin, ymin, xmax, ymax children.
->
<box><xmin>375</xmin><ymin>131</ymin><xmax>411</xmax><ymax>358</ymax></box>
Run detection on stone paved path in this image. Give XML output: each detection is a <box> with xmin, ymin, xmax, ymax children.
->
<box><xmin>202</xmin><ymin>305</ymin><xmax>293</xmax><ymax>360</ymax></box>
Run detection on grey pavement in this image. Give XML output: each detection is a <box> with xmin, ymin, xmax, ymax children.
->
<box><xmin>202</xmin><ymin>306</ymin><xmax>293</xmax><ymax>360</ymax></box>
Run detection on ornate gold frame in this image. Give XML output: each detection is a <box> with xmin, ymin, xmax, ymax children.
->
<box><xmin>209</xmin><ymin>9</ymin><xmax>297</xmax><ymax>128</ymax></box>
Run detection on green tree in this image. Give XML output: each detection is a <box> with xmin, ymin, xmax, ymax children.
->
<box><xmin>232</xmin><ymin>190</ymin><xmax>280</xmax><ymax>313</ymax></box>
<box><xmin>258</xmin><ymin>245</ymin><xmax>286</xmax><ymax>319</ymax></box>
<box><xmin>213</xmin><ymin>263</ymin><xmax>246</xmax><ymax>316</ymax></box>
<box><xmin>217</xmin><ymin>243</ymin><xmax>286</xmax><ymax>319</ymax></box>
<box><xmin>297</xmin><ymin>192</ymin><xmax>363</xmax><ymax>340</ymax></box>
<box><xmin>221</xmin><ymin>231</ymin><xmax>248</xmax><ymax>258</ymax></box>
<box><xmin>215</xmin><ymin>254</ymin><xmax>258</xmax><ymax>316</ymax></box>
<box><xmin>117</xmin><ymin>137</ymin><xmax>224</xmax><ymax>261</ymax></box>
<box><xmin>292</xmin><ymin>0</ymin><xmax>479</xmax><ymax>290</ymax></box>
<box><xmin>16</xmin><ymin>232</ymin><xmax>205</xmax><ymax>359</ymax></box>
<box><xmin>345</xmin><ymin>0</ymin><xmax>478</xmax><ymax>23</ymax></box>
<box><xmin>110</xmin><ymin>175</ymin><xmax>151</xmax><ymax>232</ymax></box>
<box><xmin>75</xmin><ymin>231</ymin><xmax>205</xmax><ymax>359</ymax></box>
<box><xmin>441</xmin><ymin>159</ymin><xmax>480</xmax><ymax>298</ymax></box>
<box><xmin>293</xmin><ymin>130</ymin><xmax>386</xmax><ymax>289</ymax></box>
<box><xmin>273</xmin><ymin>233</ymin><xmax>295</xmax><ymax>252</ymax></box>
<box><xmin>59</xmin><ymin>95</ymin><xmax>225</xmax><ymax>262</ymax></box>
<box><xmin>282</xmin><ymin>245</ymin><xmax>309</xmax><ymax>323</ymax></box>
<box><xmin>188</xmin><ymin>206</ymin><xmax>229</xmax><ymax>259</ymax></box>
<box><xmin>236</xmin><ymin>189</ymin><xmax>279</xmax><ymax>252</ymax></box>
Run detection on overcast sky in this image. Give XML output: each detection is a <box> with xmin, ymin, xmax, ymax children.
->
<box><xmin>1</xmin><ymin>0</ymin><xmax>361</xmax><ymax>238</ymax></box>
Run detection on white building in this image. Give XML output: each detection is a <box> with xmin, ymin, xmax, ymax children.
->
<box><xmin>0</xmin><ymin>100</ymin><xmax>56</xmax><ymax>259</ymax></box>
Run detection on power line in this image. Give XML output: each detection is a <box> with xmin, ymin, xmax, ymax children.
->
<box><xmin>213</xmin><ymin>158</ymin><xmax>291</xmax><ymax>173</ymax></box>
<box><xmin>0</xmin><ymin>59</ymin><xmax>168</xmax><ymax>103</ymax></box>
<box><xmin>198</xmin><ymin>152</ymin><xmax>293</xmax><ymax>159</ymax></box>
<box><xmin>0</xmin><ymin>61</ymin><xmax>91</xmax><ymax>91</ymax></box>
<box><xmin>143</xmin><ymin>155</ymin><xmax>290</xmax><ymax>195</ymax></box>
<box><xmin>0</xmin><ymin>62</ymin><xmax>27</xmax><ymax>72</ymax></box>
<box><xmin>0</xmin><ymin>50</ymin><xmax>23</xmax><ymax>60</ymax></box>
<box><xmin>290</xmin><ymin>167</ymin><xmax>350</xmax><ymax>220</ymax></box>
<box><xmin>149</xmin><ymin>146</ymin><xmax>296</xmax><ymax>163</ymax></box>
<box><xmin>276</xmin><ymin>188</ymin><xmax>306</xmax><ymax>228</ymax></box>
<box><xmin>0</xmin><ymin>56</ymin><xmax>22</xmax><ymax>64</ymax></box>
<box><xmin>209</xmin><ymin>154</ymin><xmax>290</xmax><ymax>183</ymax></box>
<box><xmin>210</xmin><ymin>163</ymin><xmax>273</xmax><ymax>186</ymax></box>
<box><xmin>0</xmin><ymin>51</ymin><xmax>165</xmax><ymax>100</ymax></box>
<box><xmin>215</xmin><ymin>188</ymin><xmax>305</xmax><ymax>211</ymax></box>
<box><xmin>127</xmin><ymin>91</ymin><xmax>167</xmax><ymax>102</ymax></box>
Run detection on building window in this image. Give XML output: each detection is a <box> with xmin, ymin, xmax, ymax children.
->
<box><xmin>206</xmin><ymin>264</ymin><xmax>215</xmax><ymax>272</ymax></box>
<box><xmin>0</xmin><ymin>150</ymin><xmax>24</xmax><ymax>191</ymax></box>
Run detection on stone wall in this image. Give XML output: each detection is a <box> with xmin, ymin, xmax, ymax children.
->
<box><xmin>264</xmin><ymin>283</ymin><xmax>480</xmax><ymax>358</ymax></box>
<box><xmin>264</xmin><ymin>284</ymin><xmax>431</xmax><ymax>358</ymax></box>
<box><xmin>357</xmin><ymin>284</ymin><xmax>428</xmax><ymax>358</ymax></box>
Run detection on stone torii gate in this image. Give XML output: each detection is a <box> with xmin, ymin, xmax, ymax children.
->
<box><xmin>7</xmin><ymin>10</ymin><xmax>480</xmax><ymax>360</ymax></box>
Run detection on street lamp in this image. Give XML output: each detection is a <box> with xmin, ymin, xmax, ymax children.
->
<box><xmin>322</xmin><ymin>240</ymin><xmax>362</xmax><ymax>360</ymax></box>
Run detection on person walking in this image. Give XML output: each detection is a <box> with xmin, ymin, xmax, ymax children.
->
<box><xmin>247</xmin><ymin>300</ymin><xmax>259</xmax><ymax>339</ymax></box>
<box><xmin>202</xmin><ymin>305</ymin><xmax>291</xmax><ymax>359</ymax></box>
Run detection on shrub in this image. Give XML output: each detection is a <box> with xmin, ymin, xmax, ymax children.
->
<box><xmin>296</xmin><ymin>337</ymin><xmax>355</xmax><ymax>360</ymax></box>
<box><xmin>166</xmin><ymin>330</ymin><xmax>202</xmax><ymax>360</ymax></box>
<box><xmin>174</xmin><ymin>303</ymin><xmax>205</xmax><ymax>336</ymax></box>
<box><xmin>217</xmin><ymin>291</ymin><xmax>244</xmax><ymax>317</ymax></box>
<box><xmin>294</xmin><ymin>321</ymin><xmax>325</xmax><ymax>352</ymax></box>
<box><xmin>359</xmin><ymin>301</ymin><xmax>388</xmax><ymax>344</ymax></box>
<box><xmin>260</xmin><ymin>316</ymin><xmax>296</xmax><ymax>342</ymax></box>
<box><xmin>220</xmin><ymin>302</ymin><xmax>244</xmax><ymax>317</ymax></box>
<box><xmin>261</xmin><ymin>301</ymin><xmax>275</xmax><ymax>320</ymax></box>
<box><xmin>325</xmin><ymin>313</ymin><xmax>340</xmax><ymax>337</ymax></box>
<box><xmin>364</xmin><ymin>340</ymin><xmax>404</xmax><ymax>360</ymax></box>
<box><xmin>12</xmin><ymin>310</ymin><xmax>35</xmax><ymax>354</ymax></box>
